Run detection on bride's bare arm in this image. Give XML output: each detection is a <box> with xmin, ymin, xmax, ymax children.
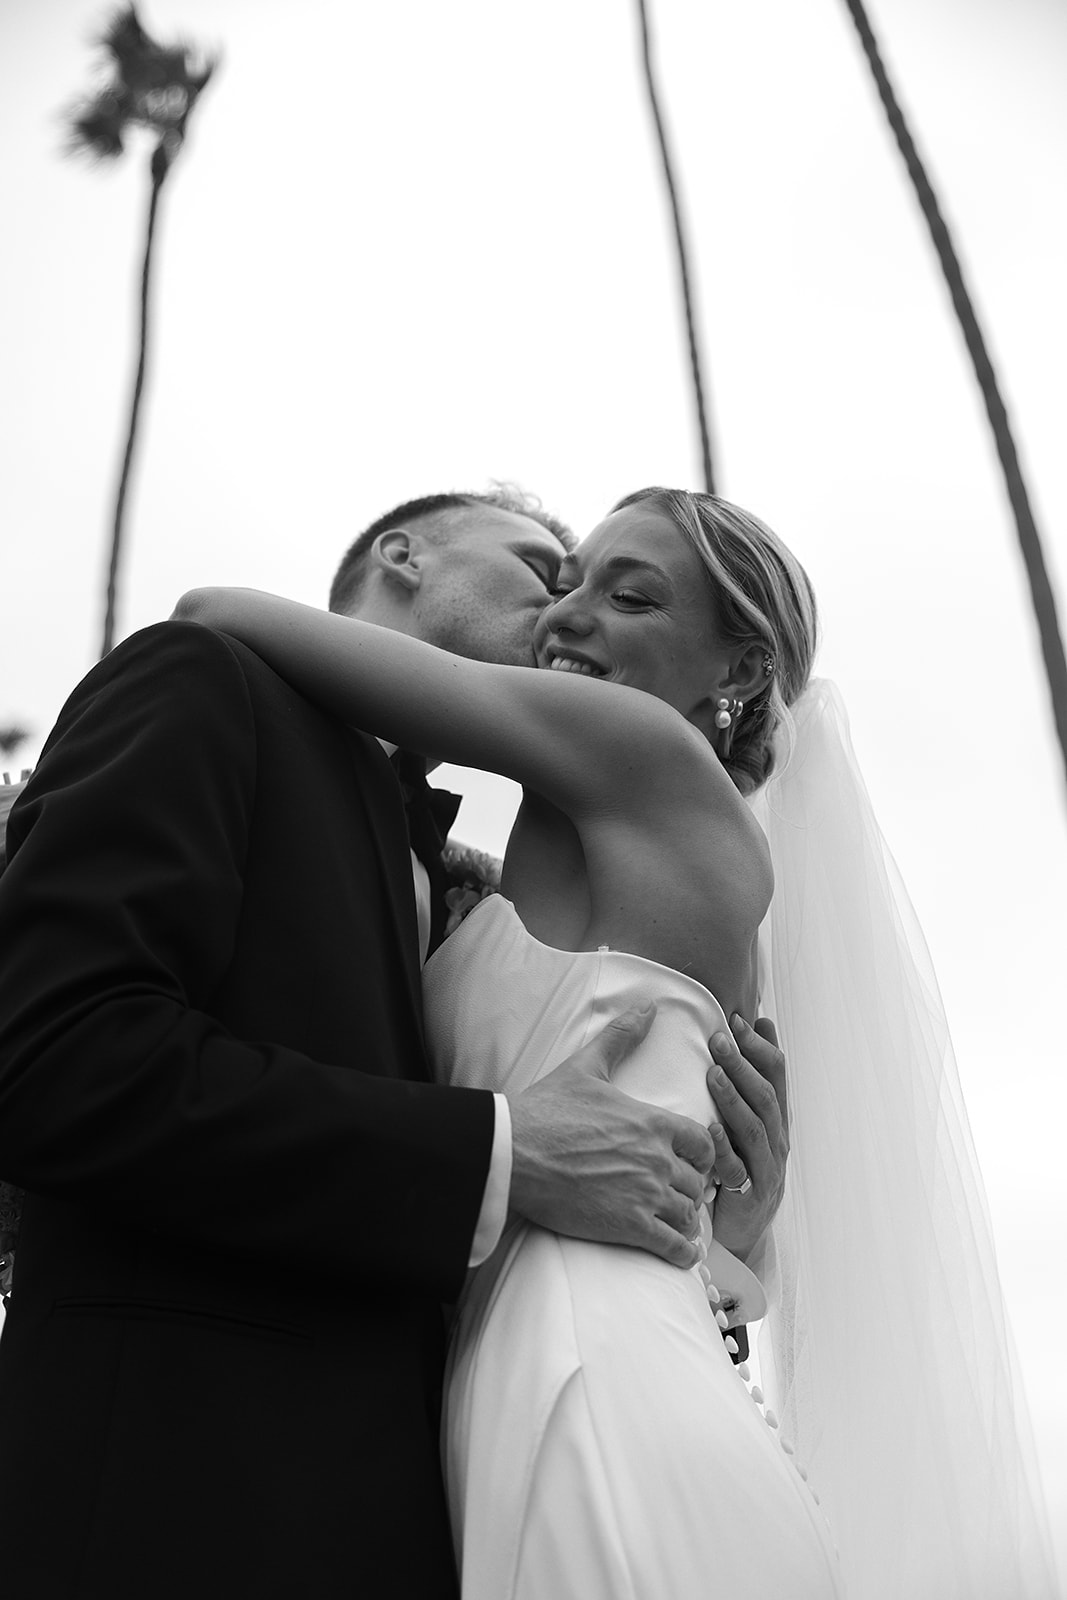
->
<box><xmin>172</xmin><ymin>588</ymin><xmax>738</xmax><ymax>821</ymax></box>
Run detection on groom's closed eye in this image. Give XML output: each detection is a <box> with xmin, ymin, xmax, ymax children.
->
<box><xmin>522</xmin><ymin>556</ymin><xmax>562</xmax><ymax>591</ymax></box>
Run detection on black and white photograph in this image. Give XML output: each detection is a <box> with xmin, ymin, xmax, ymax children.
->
<box><xmin>1</xmin><ymin>2</ymin><xmax>1064</xmax><ymax>1595</ymax></box>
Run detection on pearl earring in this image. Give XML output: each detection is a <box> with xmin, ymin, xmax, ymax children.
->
<box><xmin>715</xmin><ymin>697</ymin><xmax>744</xmax><ymax>731</ymax></box>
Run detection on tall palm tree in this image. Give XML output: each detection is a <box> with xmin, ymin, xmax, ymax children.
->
<box><xmin>66</xmin><ymin>5</ymin><xmax>217</xmax><ymax>659</ymax></box>
<box><xmin>634</xmin><ymin>0</ymin><xmax>716</xmax><ymax>495</ymax></box>
<box><xmin>842</xmin><ymin>0</ymin><xmax>1067</xmax><ymax>798</ymax></box>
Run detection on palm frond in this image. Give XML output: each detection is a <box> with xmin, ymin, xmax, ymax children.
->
<box><xmin>98</xmin><ymin>4</ymin><xmax>157</xmax><ymax>82</ymax></box>
<box><xmin>66</xmin><ymin>86</ymin><xmax>128</xmax><ymax>160</ymax></box>
<box><xmin>101</xmin><ymin>4</ymin><xmax>216</xmax><ymax>106</ymax></box>
<box><xmin>0</xmin><ymin>725</ymin><xmax>31</xmax><ymax>761</ymax></box>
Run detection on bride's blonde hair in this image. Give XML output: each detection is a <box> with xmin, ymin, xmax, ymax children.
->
<box><xmin>612</xmin><ymin>488</ymin><xmax>819</xmax><ymax>795</ymax></box>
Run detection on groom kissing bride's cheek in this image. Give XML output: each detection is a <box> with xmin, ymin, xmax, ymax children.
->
<box><xmin>0</xmin><ymin>486</ymin><xmax>790</xmax><ymax>1600</ymax></box>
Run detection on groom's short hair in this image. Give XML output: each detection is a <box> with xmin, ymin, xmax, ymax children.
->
<box><xmin>328</xmin><ymin>485</ymin><xmax>574</xmax><ymax>614</ymax></box>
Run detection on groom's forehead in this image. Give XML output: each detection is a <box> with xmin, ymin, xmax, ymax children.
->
<box><xmin>445</xmin><ymin>507</ymin><xmax>563</xmax><ymax>559</ymax></box>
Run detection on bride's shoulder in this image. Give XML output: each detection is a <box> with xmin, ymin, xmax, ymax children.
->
<box><xmin>583</xmin><ymin>720</ymin><xmax>773</xmax><ymax>925</ymax></box>
<box><xmin>568</xmin><ymin>685</ymin><xmax>736</xmax><ymax>807</ymax></box>
<box><xmin>663</xmin><ymin>731</ymin><xmax>774</xmax><ymax>920</ymax></box>
<box><xmin>634</xmin><ymin>708</ymin><xmax>765</xmax><ymax>835</ymax></box>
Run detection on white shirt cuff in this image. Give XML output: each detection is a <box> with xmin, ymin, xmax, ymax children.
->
<box><xmin>468</xmin><ymin>1093</ymin><xmax>512</xmax><ymax>1267</ymax></box>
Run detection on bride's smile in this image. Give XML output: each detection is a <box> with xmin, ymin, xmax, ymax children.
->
<box><xmin>544</xmin><ymin>649</ymin><xmax>606</xmax><ymax>676</ymax></box>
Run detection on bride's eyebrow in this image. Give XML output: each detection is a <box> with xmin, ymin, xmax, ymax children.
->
<box><xmin>603</xmin><ymin>556</ymin><xmax>673</xmax><ymax>586</ymax></box>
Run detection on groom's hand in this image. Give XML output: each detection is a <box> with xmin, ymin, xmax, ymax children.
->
<box><xmin>706</xmin><ymin>1015</ymin><xmax>789</xmax><ymax>1260</ymax></box>
<box><xmin>506</xmin><ymin>1003</ymin><xmax>714</xmax><ymax>1270</ymax></box>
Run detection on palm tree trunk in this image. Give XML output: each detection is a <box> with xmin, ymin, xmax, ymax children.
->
<box><xmin>635</xmin><ymin>0</ymin><xmax>716</xmax><ymax>495</ymax></box>
<box><xmin>842</xmin><ymin>0</ymin><xmax>1067</xmax><ymax>799</ymax></box>
<box><xmin>100</xmin><ymin>144</ymin><xmax>168</xmax><ymax>659</ymax></box>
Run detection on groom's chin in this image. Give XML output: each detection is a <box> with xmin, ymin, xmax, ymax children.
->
<box><xmin>458</xmin><ymin>633</ymin><xmax>539</xmax><ymax>669</ymax></box>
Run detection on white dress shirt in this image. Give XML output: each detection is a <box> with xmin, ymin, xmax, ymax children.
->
<box><xmin>406</xmin><ymin>806</ymin><xmax>511</xmax><ymax>1269</ymax></box>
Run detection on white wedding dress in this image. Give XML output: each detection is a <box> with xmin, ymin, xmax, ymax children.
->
<box><xmin>424</xmin><ymin>893</ymin><xmax>843</xmax><ymax>1600</ymax></box>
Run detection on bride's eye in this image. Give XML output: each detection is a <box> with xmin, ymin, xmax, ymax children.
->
<box><xmin>613</xmin><ymin>590</ymin><xmax>650</xmax><ymax>608</ymax></box>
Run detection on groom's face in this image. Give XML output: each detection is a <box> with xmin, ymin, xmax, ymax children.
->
<box><xmin>416</xmin><ymin>509</ymin><xmax>565</xmax><ymax>667</ymax></box>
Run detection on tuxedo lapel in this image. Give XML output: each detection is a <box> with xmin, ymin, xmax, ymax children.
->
<box><xmin>346</xmin><ymin>734</ymin><xmax>427</xmax><ymax>1042</ymax></box>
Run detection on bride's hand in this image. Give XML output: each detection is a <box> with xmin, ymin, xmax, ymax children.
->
<box><xmin>705</xmin><ymin>1016</ymin><xmax>789</xmax><ymax>1261</ymax></box>
<box><xmin>507</xmin><ymin>1004</ymin><xmax>715</xmax><ymax>1270</ymax></box>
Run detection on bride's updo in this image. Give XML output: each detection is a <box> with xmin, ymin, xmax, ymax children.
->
<box><xmin>612</xmin><ymin>487</ymin><xmax>818</xmax><ymax>795</ymax></box>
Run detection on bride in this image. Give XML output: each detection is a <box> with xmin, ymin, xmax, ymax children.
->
<box><xmin>177</xmin><ymin>487</ymin><xmax>1056</xmax><ymax>1599</ymax></box>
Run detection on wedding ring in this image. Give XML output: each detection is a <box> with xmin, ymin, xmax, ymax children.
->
<box><xmin>723</xmin><ymin>1175</ymin><xmax>752</xmax><ymax>1196</ymax></box>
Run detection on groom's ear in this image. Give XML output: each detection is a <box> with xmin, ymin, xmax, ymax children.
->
<box><xmin>371</xmin><ymin>528</ymin><xmax>424</xmax><ymax>594</ymax></box>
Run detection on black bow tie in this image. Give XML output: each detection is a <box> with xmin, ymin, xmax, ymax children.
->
<box><xmin>391</xmin><ymin>750</ymin><xmax>462</xmax><ymax>866</ymax></box>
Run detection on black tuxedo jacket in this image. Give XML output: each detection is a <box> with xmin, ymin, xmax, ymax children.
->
<box><xmin>0</xmin><ymin>622</ymin><xmax>494</xmax><ymax>1598</ymax></box>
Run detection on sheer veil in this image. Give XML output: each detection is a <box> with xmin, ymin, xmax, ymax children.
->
<box><xmin>748</xmin><ymin>680</ymin><xmax>1058</xmax><ymax>1599</ymax></box>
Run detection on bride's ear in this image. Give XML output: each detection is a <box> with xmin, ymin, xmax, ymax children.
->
<box><xmin>370</xmin><ymin>528</ymin><xmax>424</xmax><ymax>594</ymax></box>
<box><xmin>720</xmin><ymin>643</ymin><xmax>774</xmax><ymax>704</ymax></box>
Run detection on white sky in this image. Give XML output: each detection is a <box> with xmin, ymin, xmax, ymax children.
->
<box><xmin>2</xmin><ymin>0</ymin><xmax>1065</xmax><ymax>1577</ymax></box>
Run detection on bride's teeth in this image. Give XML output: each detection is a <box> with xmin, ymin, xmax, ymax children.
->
<box><xmin>551</xmin><ymin>658</ymin><xmax>598</xmax><ymax>676</ymax></box>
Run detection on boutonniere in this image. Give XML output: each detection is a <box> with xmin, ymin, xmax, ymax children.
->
<box><xmin>441</xmin><ymin>840</ymin><xmax>502</xmax><ymax>938</ymax></box>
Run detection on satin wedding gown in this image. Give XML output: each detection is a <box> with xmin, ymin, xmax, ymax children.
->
<box><xmin>424</xmin><ymin>894</ymin><xmax>842</xmax><ymax>1600</ymax></box>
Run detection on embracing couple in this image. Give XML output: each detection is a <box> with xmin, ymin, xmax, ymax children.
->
<box><xmin>0</xmin><ymin>485</ymin><xmax>1055</xmax><ymax>1599</ymax></box>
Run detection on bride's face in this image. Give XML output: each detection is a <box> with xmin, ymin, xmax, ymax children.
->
<box><xmin>533</xmin><ymin>505</ymin><xmax>731</xmax><ymax>726</ymax></box>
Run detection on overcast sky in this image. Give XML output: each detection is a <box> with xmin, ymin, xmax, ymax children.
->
<box><xmin>2</xmin><ymin>0</ymin><xmax>1065</xmax><ymax>1574</ymax></box>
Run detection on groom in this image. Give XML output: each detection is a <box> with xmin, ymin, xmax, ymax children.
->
<box><xmin>0</xmin><ymin>486</ymin><xmax>785</xmax><ymax>1600</ymax></box>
